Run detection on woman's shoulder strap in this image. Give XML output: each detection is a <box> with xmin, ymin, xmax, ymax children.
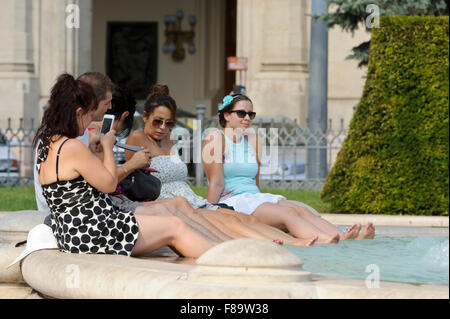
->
<box><xmin>56</xmin><ymin>138</ymin><xmax>71</xmax><ymax>182</ymax></box>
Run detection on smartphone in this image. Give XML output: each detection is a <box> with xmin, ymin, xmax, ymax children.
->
<box><xmin>100</xmin><ymin>114</ymin><xmax>115</xmax><ymax>134</ymax></box>
<box><xmin>114</xmin><ymin>141</ymin><xmax>143</xmax><ymax>152</ymax></box>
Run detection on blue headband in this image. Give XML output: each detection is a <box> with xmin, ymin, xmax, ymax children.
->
<box><xmin>218</xmin><ymin>95</ymin><xmax>237</xmax><ymax>111</ymax></box>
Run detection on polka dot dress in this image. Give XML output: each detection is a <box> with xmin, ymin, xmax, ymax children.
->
<box><xmin>37</xmin><ymin>139</ymin><xmax>139</xmax><ymax>256</ymax></box>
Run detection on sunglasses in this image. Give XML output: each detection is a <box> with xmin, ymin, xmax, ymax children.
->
<box><xmin>151</xmin><ymin>118</ymin><xmax>176</xmax><ymax>129</ymax></box>
<box><xmin>228</xmin><ymin>110</ymin><xmax>256</xmax><ymax>120</ymax></box>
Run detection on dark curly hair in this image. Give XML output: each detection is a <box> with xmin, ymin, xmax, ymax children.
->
<box><xmin>33</xmin><ymin>73</ymin><xmax>98</xmax><ymax>149</ymax></box>
<box><xmin>144</xmin><ymin>84</ymin><xmax>177</xmax><ymax>120</ymax></box>
<box><xmin>106</xmin><ymin>84</ymin><xmax>136</xmax><ymax>138</ymax></box>
<box><xmin>218</xmin><ymin>94</ymin><xmax>253</xmax><ymax>128</ymax></box>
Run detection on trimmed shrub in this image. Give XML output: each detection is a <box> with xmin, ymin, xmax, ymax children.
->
<box><xmin>320</xmin><ymin>16</ymin><xmax>449</xmax><ymax>215</ymax></box>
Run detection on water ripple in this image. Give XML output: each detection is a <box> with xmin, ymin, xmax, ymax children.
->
<box><xmin>287</xmin><ymin>236</ymin><xmax>449</xmax><ymax>285</ymax></box>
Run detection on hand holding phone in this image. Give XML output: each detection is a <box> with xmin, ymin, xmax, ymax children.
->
<box><xmin>100</xmin><ymin>114</ymin><xmax>115</xmax><ymax>134</ymax></box>
<box><xmin>114</xmin><ymin>142</ymin><xmax>143</xmax><ymax>152</ymax></box>
<box><xmin>100</xmin><ymin>130</ymin><xmax>117</xmax><ymax>149</ymax></box>
<box><xmin>89</xmin><ymin>134</ymin><xmax>103</xmax><ymax>153</ymax></box>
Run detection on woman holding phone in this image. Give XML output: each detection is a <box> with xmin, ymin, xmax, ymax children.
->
<box><xmin>88</xmin><ymin>84</ymin><xmax>234</xmax><ymax>243</ymax></box>
<box><xmin>33</xmin><ymin>74</ymin><xmax>216</xmax><ymax>258</ymax></box>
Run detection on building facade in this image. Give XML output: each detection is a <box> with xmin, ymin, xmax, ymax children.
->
<box><xmin>0</xmin><ymin>0</ymin><xmax>370</xmax><ymax>130</ymax></box>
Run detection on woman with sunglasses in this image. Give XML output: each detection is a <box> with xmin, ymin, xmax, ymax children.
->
<box><xmin>202</xmin><ymin>94</ymin><xmax>375</xmax><ymax>243</ymax></box>
<box><xmin>124</xmin><ymin>85</ymin><xmax>319</xmax><ymax>246</ymax></box>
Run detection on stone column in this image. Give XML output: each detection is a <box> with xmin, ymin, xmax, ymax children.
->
<box><xmin>0</xmin><ymin>0</ymin><xmax>92</xmax><ymax>179</ymax></box>
<box><xmin>306</xmin><ymin>0</ymin><xmax>328</xmax><ymax>180</ymax></box>
<box><xmin>236</xmin><ymin>0</ymin><xmax>309</xmax><ymax>125</ymax></box>
<box><xmin>0</xmin><ymin>0</ymin><xmax>40</xmax><ymax>180</ymax></box>
<box><xmin>0</xmin><ymin>0</ymin><xmax>39</xmax><ymax>129</ymax></box>
<box><xmin>39</xmin><ymin>0</ymin><xmax>92</xmax><ymax>117</ymax></box>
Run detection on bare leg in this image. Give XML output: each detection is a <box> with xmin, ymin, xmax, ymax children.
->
<box><xmin>197</xmin><ymin>209</ymin><xmax>275</xmax><ymax>241</ymax></box>
<box><xmin>132</xmin><ymin>207</ymin><xmax>216</xmax><ymax>258</ymax></box>
<box><xmin>252</xmin><ymin>203</ymin><xmax>340</xmax><ymax>243</ymax></box>
<box><xmin>167</xmin><ymin>197</ymin><xmax>233</xmax><ymax>241</ymax></box>
<box><xmin>143</xmin><ymin>197</ymin><xmax>232</xmax><ymax>242</ymax></box>
<box><xmin>200</xmin><ymin>210</ymin><xmax>318</xmax><ymax>246</ymax></box>
<box><xmin>215</xmin><ymin>208</ymin><xmax>318</xmax><ymax>246</ymax></box>
<box><xmin>278</xmin><ymin>200</ymin><xmax>362</xmax><ymax>240</ymax></box>
<box><xmin>138</xmin><ymin>200</ymin><xmax>222</xmax><ymax>243</ymax></box>
<box><xmin>277</xmin><ymin>236</ymin><xmax>319</xmax><ymax>247</ymax></box>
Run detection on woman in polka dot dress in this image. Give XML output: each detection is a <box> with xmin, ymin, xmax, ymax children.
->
<box><xmin>33</xmin><ymin>73</ymin><xmax>215</xmax><ymax>258</ymax></box>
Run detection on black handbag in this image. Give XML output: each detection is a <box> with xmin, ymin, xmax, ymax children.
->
<box><xmin>119</xmin><ymin>168</ymin><xmax>161</xmax><ymax>202</ymax></box>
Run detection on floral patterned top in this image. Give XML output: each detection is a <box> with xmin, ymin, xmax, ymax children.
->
<box><xmin>149</xmin><ymin>155</ymin><xmax>219</xmax><ymax>210</ymax></box>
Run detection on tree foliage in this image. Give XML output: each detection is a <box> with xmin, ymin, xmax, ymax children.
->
<box><xmin>313</xmin><ymin>0</ymin><xmax>448</xmax><ymax>67</ymax></box>
<box><xmin>320</xmin><ymin>16</ymin><xmax>449</xmax><ymax>216</ymax></box>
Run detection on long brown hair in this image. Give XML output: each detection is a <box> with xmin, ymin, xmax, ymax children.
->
<box><xmin>33</xmin><ymin>73</ymin><xmax>98</xmax><ymax>150</ymax></box>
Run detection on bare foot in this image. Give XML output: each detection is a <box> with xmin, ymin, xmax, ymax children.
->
<box><xmin>289</xmin><ymin>236</ymin><xmax>318</xmax><ymax>247</ymax></box>
<box><xmin>356</xmin><ymin>222</ymin><xmax>375</xmax><ymax>240</ymax></box>
<box><xmin>272</xmin><ymin>239</ymin><xmax>283</xmax><ymax>245</ymax></box>
<box><xmin>328</xmin><ymin>233</ymin><xmax>340</xmax><ymax>244</ymax></box>
<box><xmin>343</xmin><ymin>223</ymin><xmax>361</xmax><ymax>240</ymax></box>
<box><xmin>318</xmin><ymin>233</ymin><xmax>340</xmax><ymax>244</ymax></box>
<box><xmin>305</xmin><ymin>236</ymin><xmax>318</xmax><ymax>246</ymax></box>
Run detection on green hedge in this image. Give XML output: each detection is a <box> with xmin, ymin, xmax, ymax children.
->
<box><xmin>321</xmin><ymin>16</ymin><xmax>449</xmax><ymax>215</ymax></box>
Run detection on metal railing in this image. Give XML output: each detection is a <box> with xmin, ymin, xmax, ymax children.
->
<box><xmin>0</xmin><ymin>109</ymin><xmax>348</xmax><ymax>190</ymax></box>
<box><xmin>178</xmin><ymin>107</ymin><xmax>348</xmax><ymax>189</ymax></box>
<box><xmin>0</xmin><ymin>118</ymin><xmax>37</xmax><ymax>187</ymax></box>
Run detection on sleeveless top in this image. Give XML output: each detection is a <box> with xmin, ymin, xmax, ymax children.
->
<box><xmin>219</xmin><ymin>130</ymin><xmax>260</xmax><ymax>201</ymax></box>
<box><xmin>149</xmin><ymin>155</ymin><xmax>219</xmax><ymax>210</ymax></box>
<box><xmin>37</xmin><ymin>139</ymin><xmax>139</xmax><ymax>256</ymax></box>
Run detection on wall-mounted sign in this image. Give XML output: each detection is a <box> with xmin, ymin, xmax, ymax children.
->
<box><xmin>227</xmin><ymin>57</ymin><xmax>248</xmax><ymax>71</ymax></box>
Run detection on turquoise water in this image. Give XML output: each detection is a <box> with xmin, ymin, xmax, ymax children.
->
<box><xmin>287</xmin><ymin>236</ymin><xmax>449</xmax><ymax>285</ymax></box>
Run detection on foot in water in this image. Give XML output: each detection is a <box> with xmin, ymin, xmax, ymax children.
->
<box><xmin>305</xmin><ymin>236</ymin><xmax>318</xmax><ymax>246</ymax></box>
<box><xmin>318</xmin><ymin>233</ymin><xmax>340</xmax><ymax>244</ymax></box>
<box><xmin>290</xmin><ymin>236</ymin><xmax>319</xmax><ymax>247</ymax></box>
<box><xmin>343</xmin><ymin>223</ymin><xmax>361</xmax><ymax>240</ymax></box>
<box><xmin>356</xmin><ymin>222</ymin><xmax>375</xmax><ymax>240</ymax></box>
